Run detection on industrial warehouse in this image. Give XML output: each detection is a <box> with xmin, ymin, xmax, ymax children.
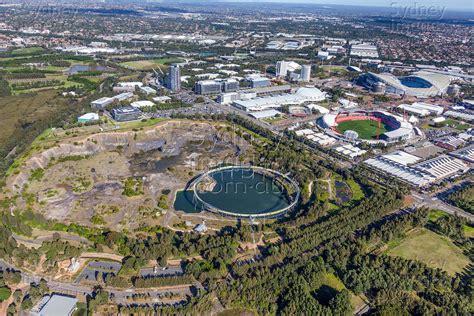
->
<box><xmin>364</xmin><ymin>153</ymin><xmax>470</xmax><ymax>187</ymax></box>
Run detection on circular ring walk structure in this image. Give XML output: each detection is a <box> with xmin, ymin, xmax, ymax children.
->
<box><xmin>192</xmin><ymin>166</ymin><xmax>300</xmax><ymax>218</ymax></box>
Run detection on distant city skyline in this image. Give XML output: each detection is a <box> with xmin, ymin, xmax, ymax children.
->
<box><xmin>172</xmin><ymin>0</ymin><xmax>473</xmax><ymax>11</ymax></box>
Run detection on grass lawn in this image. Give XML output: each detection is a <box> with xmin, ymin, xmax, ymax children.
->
<box><xmin>10</xmin><ymin>47</ymin><xmax>45</xmax><ymax>56</ymax></box>
<box><xmin>336</xmin><ymin>119</ymin><xmax>390</xmax><ymax>140</ymax></box>
<box><xmin>346</xmin><ymin>179</ymin><xmax>364</xmax><ymax>201</ymax></box>
<box><xmin>321</xmin><ymin>273</ymin><xmax>366</xmax><ymax>311</ymax></box>
<box><xmin>120</xmin><ymin>58</ymin><xmax>182</xmax><ymax>71</ymax></box>
<box><xmin>388</xmin><ymin>228</ymin><xmax>470</xmax><ymax>275</ymax></box>
<box><xmin>438</xmin><ymin>118</ymin><xmax>471</xmax><ymax>131</ymax></box>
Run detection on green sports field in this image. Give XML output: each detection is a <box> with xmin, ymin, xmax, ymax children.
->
<box><xmin>336</xmin><ymin>119</ymin><xmax>391</xmax><ymax>140</ymax></box>
<box><xmin>388</xmin><ymin>228</ymin><xmax>470</xmax><ymax>275</ymax></box>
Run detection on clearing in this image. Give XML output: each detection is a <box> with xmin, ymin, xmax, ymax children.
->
<box><xmin>388</xmin><ymin>228</ymin><xmax>470</xmax><ymax>275</ymax></box>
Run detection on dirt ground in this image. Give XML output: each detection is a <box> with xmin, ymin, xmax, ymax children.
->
<box><xmin>3</xmin><ymin>120</ymin><xmax>254</xmax><ymax>231</ymax></box>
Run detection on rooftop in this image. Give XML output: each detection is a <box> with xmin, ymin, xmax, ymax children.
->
<box><xmin>38</xmin><ymin>294</ymin><xmax>77</xmax><ymax>316</ymax></box>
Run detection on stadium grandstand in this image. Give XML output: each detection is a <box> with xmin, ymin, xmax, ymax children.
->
<box><xmin>318</xmin><ymin>110</ymin><xmax>414</xmax><ymax>144</ymax></box>
<box><xmin>360</xmin><ymin>71</ymin><xmax>451</xmax><ymax>97</ymax></box>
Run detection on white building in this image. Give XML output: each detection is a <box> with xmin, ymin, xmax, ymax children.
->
<box><xmin>218</xmin><ymin>92</ymin><xmax>239</xmax><ymax>105</ymax></box>
<box><xmin>32</xmin><ymin>295</ymin><xmax>78</xmax><ymax>316</ymax></box>
<box><xmin>350</xmin><ymin>43</ymin><xmax>379</xmax><ymax>58</ymax></box>
<box><xmin>276</xmin><ymin>60</ymin><xmax>301</xmax><ymax>78</ymax></box>
<box><xmin>444</xmin><ymin>111</ymin><xmax>474</xmax><ymax>122</ymax></box>
<box><xmin>317</xmin><ymin>51</ymin><xmax>334</xmax><ymax>60</ymax></box>
<box><xmin>91</xmin><ymin>97</ymin><xmax>114</xmax><ymax>109</ymax></box>
<box><xmin>131</xmin><ymin>100</ymin><xmax>155</xmax><ymax>108</ymax></box>
<box><xmin>398</xmin><ymin>102</ymin><xmax>444</xmax><ymax>117</ymax></box>
<box><xmin>140</xmin><ymin>86</ymin><xmax>157</xmax><ymax>95</ymax></box>
<box><xmin>153</xmin><ymin>96</ymin><xmax>172</xmax><ymax>103</ymax></box>
<box><xmin>334</xmin><ymin>144</ymin><xmax>367</xmax><ymax>158</ymax></box>
<box><xmin>364</xmin><ymin>154</ymin><xmax>469</xmax><ymax>187</ymax></box>
<box><xmin>78</xmin><ymin>113</ymin><xmax>99</xmax><ymax>123</ymax></box>
<box><xmin>249</xmin><ymin>109</ymin><xmax>282</xmax><ymax>119</ymax></box>
<box><xmin>233</xmin><ymin>87</ymin><xmax>326</xmax><ymax>112</ymax></box>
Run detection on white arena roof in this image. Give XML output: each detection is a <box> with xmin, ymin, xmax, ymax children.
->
<box><xmin>131</xmin><ymin>100</ymin><xmax>155</xmax><ymax>108</ymax></box>
<box><xmin>365</xmin><ymin>153</ymin><xmax>470</xmax><ymax>187</ymax></box>
<box><xmin>369</xmin><ymin>71</ymin><xmax>451</xmax><ymax>97</ymax></box>
<box><xmin>233</xmin><ymin>87</ymin><xmax>326</xmax><ymax>112</ymax></box>
<box><xmin>364</xmin><ymin>156</ymin><xmax>435</xmax><ymax>187</ymax></box>
<box><xmin>249</xmin><ymin>109</ymin><xmax>282</xmax><ymax>119</ymax></box>
<box><xmin>414</xmin><ymin>155</ymin><xmax>469</xmax><ymax>179</ymax></box>
<box><xmin>383</xmin><ymin>151</ymin><xmax>421</xmax><ymax>165</ymax></box>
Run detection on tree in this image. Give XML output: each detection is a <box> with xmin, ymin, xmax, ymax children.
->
<box><xmin>0</xmin><ymin>286</ymin><xmax>11</xmax><ymax>302</ymax></box>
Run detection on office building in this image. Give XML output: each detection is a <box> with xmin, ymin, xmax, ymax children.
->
<box><xmin>276</xmin><ymin>61</ymin><xmax>288</xmax><ymax>78</ymax></box>
<box><xmin>195</xmin><ymin>79</ymin><xmax>239</xmax><ymax>95</ymax></box>
<box><xmin>167</xmin><ymin>64</ymin><xmax>181</xmax><ymax>92</ymax></box>
<box><xmin>276</xmin><ymin>60</ymin><xmax>301</xmax><ymax>78</ymax></box>
<box><xmin>196</xmin><ymin>80</ymin><xmax>223</xmax><ymax>95</ymax></box>
<box><xmin>300</xmin><ymin>65</ymin><xmax>311</xmax><ymax>82</ymax></box>
<box><xmin>248</xmin><ymin>77</ymin><xmax>271</xmax><ymax>88</ymax></box>
<box><xmin>221</xmin><ymin>79</ymin><xmax>239</xmax><ymax>92</ymax></box>
<box><xmin>112</xmin><ymin>106</ymin><xmax>142</xmax><ymax>122</ymax></box>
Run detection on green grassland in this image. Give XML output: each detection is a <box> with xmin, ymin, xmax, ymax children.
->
<box><xmin>346</xmin><ymin>178</ymin><xmax>364</xmax><ymax>201</ymax></box>
<box><xmin>388</xmin><ymin>228</ymin><xmax>470</xmax><ymax>275</ymax></box>
<box><xmin>10</xmin><ymin>47</ymin><xmax>46</xmax><ymax>56</ymax></box>
<box><xmin>120</xmin><ymin>58</ymin><xmax>183</xmax><ymax>70</ymax></box>
<box><xmin>0</xmin><ymin>91</ymin><xmax>68</xmax><ymax>146</ymax></box>
<box><xmin>336</xmin><ymin>119</ymin><xmax>390</xmax><ymax>140</ymax></box>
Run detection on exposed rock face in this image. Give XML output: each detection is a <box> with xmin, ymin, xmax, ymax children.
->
<box><xmin>9</xmin><ymin>132</ymin><xmax>132</xmax><ymax>193</ymax></box>
<box><xmin>7</xmin><ymin>121</ymin><xmax>238</xmax><ymax>194</ymax></box>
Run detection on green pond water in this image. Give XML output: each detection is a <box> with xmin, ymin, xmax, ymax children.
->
<box><xmin>174</xmin><ymin>168</ymin><xmax>291</xmax><ymax>215</ymax></box>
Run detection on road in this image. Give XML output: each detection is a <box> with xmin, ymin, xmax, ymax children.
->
<box><xmin>411</xmin><ymin>192</ymin><xmax>474</xmax><ymax>222</ymax></box>
<box><xmin>0</xmin><ymin>259</ymin><xmax>201</xmax><ymax>305</ymax></box>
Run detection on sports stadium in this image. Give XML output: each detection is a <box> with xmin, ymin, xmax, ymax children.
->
<box><xmin>318</xmin><ymin>110</ymin><xmax>414</xmax><ymax>144</ymax></box>
<box><xmin>361</xmin><ymin>71</ymin><xmax>451</xmax><ymax>97</ymax></box>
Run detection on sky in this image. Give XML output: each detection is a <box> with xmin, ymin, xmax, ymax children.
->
<box><xmin>210</xmin><ymin>0</ymin><xmax>474</xmax><ymax>11</ymax></box>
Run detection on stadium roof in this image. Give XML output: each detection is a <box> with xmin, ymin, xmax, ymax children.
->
<box><xmin>369</xmin><ymin>71</ymin><xmax>451</xmax><ymax>97</ymax></box>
